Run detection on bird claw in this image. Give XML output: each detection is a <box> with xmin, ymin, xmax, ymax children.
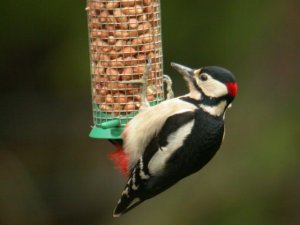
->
<box><xmin>163</xmin><ymin>74</ymin><xmax>174</xmax><ymax>99</ymax></box>
<box><xmin>120</xmin><ymin>59</ymin><xmax>152</xmax><ymax>111</ymax></box>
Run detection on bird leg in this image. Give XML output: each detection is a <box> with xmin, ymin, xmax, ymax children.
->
<box><xmin>163</xmin><ymin>74</ymin><xmax>174</xmax><ymax>100</ymax></box>
<box><xmin>120</xmin><ymin>60</ymin><xmax>175</xmax><ymax>111</ymax></box>
<box><xmin>120</xmin><ymin>59</ymin><xmax>152</xmax><ymax>111</ymax></box>
<box><xmin>139</xmin><ymin>59</ymin><xmax>152</xmax><ymax>110</ymax></box>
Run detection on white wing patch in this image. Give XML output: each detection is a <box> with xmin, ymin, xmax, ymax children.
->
<box><xmin>123</xmin><ymin>98</ymin><xmax>197</xmax><ymax>170</ymax></box>
<box><xmin>148</xmin><ymin>120</ymin><xmax>195</xmax><ymax>175</ymax></box>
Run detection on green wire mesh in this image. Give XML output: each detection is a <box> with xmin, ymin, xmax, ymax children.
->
<box><xmin>86</xmin><ymin>0</ymin><xmax>164</xmax><ymax>139</ymax></box>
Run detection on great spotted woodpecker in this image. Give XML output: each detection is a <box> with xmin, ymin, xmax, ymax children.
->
<box><xmin>109</xmin><ymin>62</ymin><xmax>238</xmax><ymax>217</ymax></box>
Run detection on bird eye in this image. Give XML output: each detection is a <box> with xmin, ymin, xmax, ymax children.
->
<box><xmin>200</xmin><ymin>74</ymin><xmax>208</xmax><ymax>81</ymax></box>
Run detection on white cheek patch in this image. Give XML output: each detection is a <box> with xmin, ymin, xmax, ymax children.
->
<box><xmin>196</xmin><ymin>75</ymin><xmax>228</xmax><ymax>98</ymax></box>
<box><xmin>148</xmin><ymin>120</ymin><xmax>195</xmax><ymax>175</ymax></box>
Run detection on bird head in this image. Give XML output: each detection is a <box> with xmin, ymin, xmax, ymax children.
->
<box><xmin>171</xmin><ymin>62</ymin><xmax>238</xmax><ymax>116</ymax></box>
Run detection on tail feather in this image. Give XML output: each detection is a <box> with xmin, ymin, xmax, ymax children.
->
<box><xmin>108</xmin><ymin>140</ymin><xmax>129</xmax><ymax>176</ymax></box>
<box><xmin>113</xmin><ymin>191</ymin><xmax>143</xmax><ymax>217</ymax></box>
<box><xmin>113</xmin><ymin>170</ymin><xmax>145</xmax><ymax>217</ymax></box>
<box><xmin>109</xmin><ymin>139</ymin><xmax>145</xmax><ymax>217</ymax></box>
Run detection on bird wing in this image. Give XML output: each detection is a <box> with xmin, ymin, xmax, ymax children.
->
<box><xmin>113</xmin><ymin>110</ymin><xmax>196</xmax><ymax>217</ymax></box>
<box><xmin>143</xmin><ymin>110</ymin><xmax>196</xmax><ymax>176</ymax></box>
<box><xmin>123</xmin><ymin>97</ymin><xmax>198</xmax><ymax>170</ymax></box>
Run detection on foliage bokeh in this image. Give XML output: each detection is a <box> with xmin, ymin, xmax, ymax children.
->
<box><xmin>0</xmin><ymin>0</ymin><xmax>299</xmax><ymax>225</ymax></box>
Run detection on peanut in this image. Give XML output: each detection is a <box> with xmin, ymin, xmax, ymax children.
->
<box><xmin>118</xmin><ymin>23</ymin><xmax>129</xmax><ymax>30</ymax></box>
<box><xmin>141</xmin><ymin>43</ymin><xmax>155</xmax><ymax>51</ymax></box>
<box><xmin>133</xmin><ymin>64</ymin><xmax>145</xmax><ymax>74</ymax></box>
<box><xmin>106</xmin><ymin>1</ymin><xmax>120</xmax><ymax>9</ymax></box>
<box><xmin>143</xmin><ymin>0</ymin><xmax>152</xmax><ymax>6</ymax></box>
<box><xmin>94</xmin><ymin>95</ymin><xmax>103</xmax><ymax>104</ymax></box>
<box><xmin>123</xmin><ymin>56</ymin><xmax>138</xmax><ymax>66</ymax></box>
<box><xmin>127</xmin><ymin>88</ymin><xmax>139</xmax><ymax>95</ymax></box>
<box><xmin>87</xmin><ymin>9</ymin><xmax>98</xmax><ymax>17</ymax></box>
<box><xmin>128</xmin><ymin>18</ymin><xmax>138</xmax><ymax>29</ymax></box>
<box><xmin>108</xmin><ymin>50</ymin><xmax>120</xmax><ymax>59</ymax></box>
<box><xmin>114</xmin><ymin>39</ymin><xmax>126</xmax><ymax>51</ymax></box>
<box><xmin>138</xmin><ymin>14</ymin><xmax>148</xmax><ymax>22</ymax></box>
<box><xmin>146</xmin><ymin>94</ymin><xmax>154</xmax><ymax>101</ymax></box>
<box><xmin>114</xmin><ymin>93</ymin><xmax>128</xmax><ymax>103</ymax></box>
<box><xmin>107</xmin><ymin>82</ymin><xmax>119</xmax><ymax>89</ymax></box>
<box><xmin>122</xmin><ymin>5</ymin><xmax>143</xmax><ymax>15</ymax></box>
<box><xmin>114</xmin><ymin>30</ymin><xmax>129</xmax><ymax>39</ymax></box>
<box><xmin>136</xmin><ymin>54</ymin><xmax>146</xmax><ymax>63</ymax></box>
<box><xmin>100</xmin><ymin>104</ymin><xmax>113</xmax><ymax>111</ymax></box>
<box><xmin>88</xmin><ymin>2</ymin><xmax>104</xmax><ymax>9</ymax></box>
<box><xmin>107</xmin><ymin>36</ymin><xmax>116</xmax><ymax>45</ymax></box>
<box><xmin>112</xmin><ymin>104</ymin><xmax>121</xmax><ymax>115</ymax></box>
<box><xmin>121</xmin><ymin>0</ymin><xmax>135</xmax><ymax>7</ymax></box>
<box><xmin>121</xmin><ymin>67</ymin><xmax>133</xmax><ymax>80</ymax></box>
<box><xmin>147</xmin><ymin>51</ymin><xmax>160</xmax><ymax>62</ymax></box>
<box><xmin>105</xmin><ymin>25</ymin><xmax>115</xmax><ymax>35</ymax></box>
<box><xmin>123</xmin><ymin>101</ymin><xmax>136</xmax><ymax>110</ymax></box>
<box><xmin>137</xmin><ymin>22</ymin><xmax>152</xmax><ymax>34</ymax></box>
<box><xmin>105</xmin><ymin>94</ymin><xmax>114</xmax><ymax>103</ymax></box>
<box><xmin>91</xmin><ymin>40</ymin><xmax>111</xmax><ymax>52</ymax></box>
<box><xmin>144</xmin><ymin>4</ymin><xmax>157</xmax><ymax>14</ymax></box>
<box><xmin>90</xmin><ymin>30</ymin><xmax>109</xmax><ymax>39</ymax></box>
<box><xmin>107</xmin><ymin>15</ymin><xmax>118</xmax><ymax>23</ymax></box>
<box><xmin>99</xmin><ymin>54</ymin><xmax>110</xmax><ymax>65</ymax></box>
<box><xmin>127</xmin><ymin>29</ymin><xmax>139</xmax><ymax>37</ymax></box>
<box><xmin>140</xmin><ymin>33</ymin><xmax>153</xmax><ymax>43</ymax></box>
<box><xmin>99</xmin><ymin>10</ymin><xmax>110</xmax><ymax>23</ymax></box>
<box><xmin>122</xmin><ymin>46</ymin><xmax>137</xmax><ymax>57</ymax></box>
<box><xmin>109</xmin><ymin>57</ymin><xmax>125</xmax><ymax>67</ymax></box>
<box><xmin>152</xmin><ymin>63</ymin><xmax>160</xmax><ymax>71</ymax></box>
<box><xmin>132</xmin><ymin>37</ymin><xmax>143</xmax><ymax>45</ymax></box>
<box><xmin>113</xmin><ymin>9</ymin><xmax>128</xmax><ymax>23</ymax></box>
<box><xmin>98</xmin><ymin>87</ymin><xmax>108</xmax><ymax>96</ymax></box>
<box><xmin>94</xmin><ymin>66</ymin><xmax>105</xmax><ymax>75</ymax></box>
<box><xmin>89</xmin><ymin>18</ymin><xmax>101</xmax><ymax>29</ymax></box>
<box><xmin>118</xmin><ymin>82</ymin><xmax>127</xmax><ymax>89</ymax></box>
<box><xmin>106</xmin><ymin>68</ymin><xmax>120</xmax><ymax>81</ymax></box>
<box><xmin>121</xmin><ymin>0</ymin><xmax>142</xmax><ymax>7</ymax></box>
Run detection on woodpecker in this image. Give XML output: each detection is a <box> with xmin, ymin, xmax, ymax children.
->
<box><xmin>109</xmin><ymin>62</ymin><xmax>238</xmax><ymax>217</ymax></box>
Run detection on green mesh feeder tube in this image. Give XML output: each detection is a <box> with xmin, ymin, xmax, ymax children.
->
<box><xmin>86</xmin><ymin>0</ymin><xmax>164</xmax><ymax>139</ymax></box>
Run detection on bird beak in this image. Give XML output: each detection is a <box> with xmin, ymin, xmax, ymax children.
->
<box><xmin>171</xmin><ymin>62</ymin><xmax>194</xmax><ymax>80</ymax></box>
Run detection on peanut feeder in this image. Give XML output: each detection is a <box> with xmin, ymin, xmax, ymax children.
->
<box><xmin>86</xmin><ymin>0</ymin><xmax>165</xmax><ymax>139</ymax></box>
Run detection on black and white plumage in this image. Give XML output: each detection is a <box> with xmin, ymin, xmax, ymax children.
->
<box><xmin>111</xmin><ymin>62</ymin><xmax>238</xmax><ymax>217</ymax></box>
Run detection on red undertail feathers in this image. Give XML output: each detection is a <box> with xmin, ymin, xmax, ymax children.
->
<box><xmin>108</xmin><ymin>144</ymin><xmax>129</xmax><ymax>176</ymax></box>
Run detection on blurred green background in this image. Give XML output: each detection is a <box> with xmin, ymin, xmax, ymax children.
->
<box><xmin>0</xmin><ymin>0</ymin><xmax>299</xmax><ymax>225</ymax></box>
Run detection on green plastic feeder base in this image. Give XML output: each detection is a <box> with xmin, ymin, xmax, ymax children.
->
<box><xmin>89</xmin><ymin>118</ymin><xmax>123</xmax><ymax>139</ymax></box>
<box><xmin>89</xmin><ymin>126</ymin><xmax>123</xmax><ymax>139</ymax></box>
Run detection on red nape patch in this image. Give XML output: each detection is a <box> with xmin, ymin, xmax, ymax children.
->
<box><xmin>226</xmin><ymin>82</ymin><xmax>238</xmax><ymax>97</ymax></box>
<box><xmin>108</xmin><ymin>144</ymin><xmax>129</xmax><ymax>176</ymax></box>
